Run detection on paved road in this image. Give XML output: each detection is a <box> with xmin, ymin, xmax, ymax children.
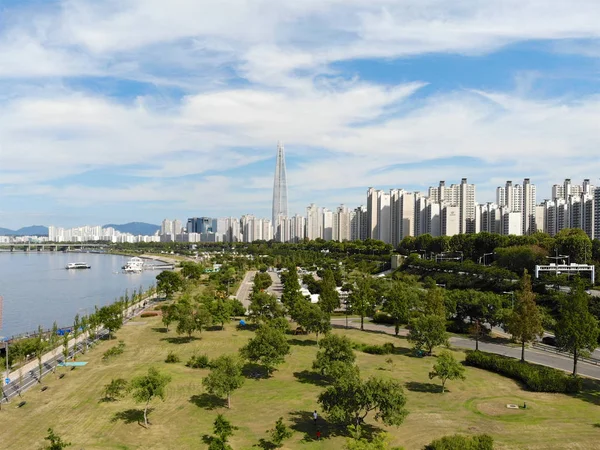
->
<box><xmin>331</xmin><ymin>318</ymin><xmax>600</xmax><ymax>380</ymax></box>
<box><xmin>235</xmin><ymin>270</ymin><xmax>257</xmax><ymax>309</ymax></box>
<box><xmin>266</xmin><ymin>271</ymin><xmax>283</xmax><ymax>299</ymax></box>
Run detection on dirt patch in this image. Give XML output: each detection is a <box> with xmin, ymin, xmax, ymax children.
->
<box><xmin>477</xmin><ymin>400</ymin><xmax>527</xmax><ymax>416</ymax></box>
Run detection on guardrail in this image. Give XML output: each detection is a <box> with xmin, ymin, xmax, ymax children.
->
<box><xmin>532</xmin><ymin>342</ymin><xmax>600</xmax><ymax>366</ymax></box>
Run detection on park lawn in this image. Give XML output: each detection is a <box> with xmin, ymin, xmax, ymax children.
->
<box><xmin>3</xmin><ymin>318</ymin><xmax>600</xmax><ymax>450</ymax></box>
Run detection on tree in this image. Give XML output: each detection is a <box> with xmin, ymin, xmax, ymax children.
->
<box><xmin>384</xmin><ymin>281</ymin><xmax>420</xmax><ymax>336</ymax></box>
<box><xmin>79</xmin><ymin>316</ymin><xmax>89</xmax><ymax>354</ymax></box>
<box><xmin>451</xmin><ymin>290</ymin><xmax>504</xmax><ymax>351</ymax></box>
<box><xmin>345</xmin><ymin>432</ymin><xmax>394</xmax><ymax>450</ymax></box>
<box><xmin>407</xmin><ymin>315</ymin><xmax>449</xmax><ymax>356</ymax></box>
<box><xmin>180</xmin><ymin>261</ymin><xmax>203</xmax><ymax>280</ymax></box>
<box><xmin>97</xmin><ymin>304</ymin><xmax>123</xmax><ymax>339</ymax></box>
<box><xmin>130</xmin><ymin>367</ymin><xmax>171</xmax><ymax>427</ymax></box>
<box><xmin>555</xmin><ymin>282</ymin><xmax>599</xmax><ymax>376</ymax></box>
<box><xmin>61</xmin><ymin>332</ymin><xmax>70</xmax><ymax>367</ymax></box>
<box><xmin>103</xmin><ymin>378</ymin><xmax>129</xmax><ymax>401</ymax></box>
<box><xmin>348</xmin><ymin>276</ymin><xmax>376</xmax><ymax>331</ymax></box>
<box><xmin>208</xmin><ymin>414</ymin><xmax>236</xmax><ymax>450</ymax></box>
<box><xmin>312</xmin><ymin>333</ymin><xmax>357</xmax><ymax>380</ymax></box>
<box><xmin>269</xmin><ymin>417</ymin><xmax>293</xmax><ymax>448</ymax></box>
<box><xmin>35</xmin><ymin>326</ymin><xmax>47</xmax><ymax>383</ymax></box>
<box><xmin>319</xmin><ymin>269</ymin><xmax>341</xmax><ymax>313</ymax></box>
<box><xmin>161</xmin><ymin>303</ymin><xmax>177</xmax><ymax>332</ymax></box>
<box><xmin>318</xmin><ymin>376</ymin><xmax>408</xmax><ymax>430</ymax></box>
<box><xmin>294</xmin><ymin>302</ymin><xmax>331</xmax><ymax>342</ymax></box>
<box><xmin>253</xmin><ymin>272</ymin><xmax>273</xmax><ymax>291</ymax></box>
<box><xmin>505</xmin><ymin>272</ymin><xmax>543</xmax><ymax>362</ymax></box>
<box><xmin>42</xmin><ymin>428</ymin><xmax>71</xmax><ymax>450</ymax></box>
<box><xmin>424</xmin><ymin>434</ymin><xmax>494</xmax><ymax>450</ymax></box>
<box><xmin>428</xmin><ymin>350</ymin><xmax>466</xmax><ymax>393</ymax></box>
<box><xmin>248</xmin><ymin>291</ymin><xmax>284</xmax><ymax>324</ymax></box>
<box><xmin>240</xmin><ymin>325</ymin><xmax>290</xmax><ymax>375</ymax></box>
<box><xmin>72</xmin><ymin>314</ymin><xmax>81</xmax><ymax>357</ymax></box>
<box><xmin>156</xmin><ymin>270</ymin><xmax>183</xmax><ymax>298</ymax></box>
<box><xmin>175</xmin><ymin>301</ymin><xmax>197</xmax><ymax>338</ymax></box>
<box><xmin>211</xmin><ymin>298</ymin><xmax>233</xmax><ymax>330</ymax></box>
<box><xmin>554</xmin><ymin>228</ymin><xmax>593</xmax><ymax>264</ymax></box>
<box><xmin>202</xmin><ymin>355</ymin><xmax>245</xmax><ymax>408</ymax></box>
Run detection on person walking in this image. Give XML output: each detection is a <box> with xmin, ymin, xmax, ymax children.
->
<box><xmin>316</xmin><ymin>429</ymin><xmax>322</xmax><ymax>440</ymax></box>
<box><xmin>313</xmin><ymin>410</ymin><xmax>318</xmax><ymax>426</ymax></box>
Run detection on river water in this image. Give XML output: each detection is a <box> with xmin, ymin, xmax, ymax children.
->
<box><xmin>0</xmin><ymin>252</ymin><xmax>160</xmax><ymax>338</ymax></box>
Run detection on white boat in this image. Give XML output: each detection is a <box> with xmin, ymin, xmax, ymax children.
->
<box><xmin>66</xmin><ymin>262</ymin><xmax>91</xmax><ymax>269</ymax></box>
<box><xmin>123</xmin><ymin>257</ymin><xmax>144</xmax><ymax>273</ymax></box>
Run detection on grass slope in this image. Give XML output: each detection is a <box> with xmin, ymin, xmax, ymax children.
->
<box><xmin>3</xmin><ymin>316</ymin><xmax>600</xmax><ymax>449</ymax></box>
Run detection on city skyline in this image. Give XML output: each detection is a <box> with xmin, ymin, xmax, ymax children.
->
<box><xmin>2</xmin><ymin>1</ymin><xmax>600</xmax><ymax>229</ymax></box>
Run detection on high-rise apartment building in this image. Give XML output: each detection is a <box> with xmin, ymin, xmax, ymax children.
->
<box><xmin>522</xmin><ymin>178</ymin><xmax>536</xmax><ymax>235</ymax></box>
<box><xmin>306</xmin><ymin>204</ymin><xmax>322</xmax><ymax>240</ymax></box>
<box><xmin>272</xmin><ymin>142</ymin><xmax>288</xmax><ymax>225</ymax></box>
<box><xmin>390</xmin><ymin>189</ymin><xmax>415</xmax><ymax>246</ymax></box>
<box><xmin>351</xmin><ymin>206</ymin><xmax>369</xmax><ymax>241</ymax></box>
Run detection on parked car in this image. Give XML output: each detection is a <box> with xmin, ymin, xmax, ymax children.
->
<box><xmin>542</xmin><ymin>336</ymin><xmax>557</xmax><ymax>347</ymax></box>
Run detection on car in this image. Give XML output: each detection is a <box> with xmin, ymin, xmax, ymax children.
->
<box><xmin>542</xmin><ymin>336</ymin><xmax>557</xmax><ymax>346</ymax></box>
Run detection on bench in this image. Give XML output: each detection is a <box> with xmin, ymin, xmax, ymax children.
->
<box><xmin>59</xmin><ymin>374</ymin><xmax>65</xmax><ymax>379</ymax></box>
<box><xmin>41</xmin><ymin>386</ymin><xmax>48</xmax><ymax>392</ymax></box>
<box><xmin>17</xmin><ymin>401</ymin><xmax>26</xmax><ymax>408</ymax></box>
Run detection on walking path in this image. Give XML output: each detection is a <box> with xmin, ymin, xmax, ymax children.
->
<box><xmin>331</xmin><ymin>318</ymin><xmax>600</xmax><ymax>380</ymax></box>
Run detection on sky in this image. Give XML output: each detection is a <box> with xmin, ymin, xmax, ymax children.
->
<box><xmin>1</xmin><ymin>0</ymin><xmax>600</xmax><ymax>229</ymax></box>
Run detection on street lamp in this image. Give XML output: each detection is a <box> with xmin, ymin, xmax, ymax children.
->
<box><xmin>503</xmin><ymin>291</ymin><xmax>515</xmax><ymax>309</ymax></box>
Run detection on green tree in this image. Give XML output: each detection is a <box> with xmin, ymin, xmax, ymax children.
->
<box><xmin>97</xmin><ymin>304</ymin><xmax>123</xmax><ymax>339</ymax></box>
<box><xmin>202</xmin><ymin>355</ymin><xmax>245</xmax><ymax>408</ymax></box>
<box><xmin>384</xmin><ymin>281</ymin><xmax>420</xmax><ymax>336</ymax></box>
<box><xmin>428</xmin><ymin>350</ymin><xmax>466</xmax><ymax>393</ymax></box>
<box><xmin>35</xmin><ymin>326</ymin><xmax>47</xmax><ymax>383</ymax></box>
<box><xmin>555</xmin><ymin>282</ymin><xmax>600</xmax><ymax>376</ymax></box>
<box><xmin>160</xmin><ymin>303</ymin><xmax>177</xmax><ymax>332</ymax></box>
<box><xmin>130</xmin><ymin>367</ymin><xmax>172</xmax><ymax>427</ymax></box>
<box><xmin>269</xmin><ymin>417</ymin><xmax>293</xmax><ymax>448</ymax></box>
<box><xmin>319</xmin><ymin>269</ymin><xmax>341</xmax><ymax>313</ymax></box>
<box><xmin>240</xmin><ymin>325</ymin><xmax>290</xmax><ymax>375</ymax></box>
<box><xmin>348</xmin><ymin>276</ymin><xmax>376</xmax><ymax>331</ymax></box>
<box><xmin>312</xmin><ymin>333</ymin><xmax>357</xmax><ymax>380</ymax></box>
<box><xmin>180</xmin><ymin>261</ymin><xmax>203</xmax><ymax>280</ymax></box>
<box><xmin>208</xmin><ymin>414</ymin><xmax>237</xmax><ymax>450</ymax></box>
<box><xmin>103</xmin><ymin>378</ymin><xmax>129</xmax><ymax>401</ymax></box>
<box><xmin>79</xmin><ymin>316</ymin><xmax>89</xmax><ymax>354</ymax></box>
<box><xmin>293</xmin><ymin>302</ymin><xmax>331</xmax><ymax>343</ymax></box>
<box><xmin>407</xmin><ymin>315</ymin><xmax>449</xmax><ymax>356</ymax></box>
<box><xmin>211</xmin><ymin>298</ymin><xmax>233</xmax><ymax>330</ymax></box>
<box><xmin>554</xmin><ymin>228</ymin><xmax>593</xmax><ymax>264</ymax></box>
<box><xmin>248</xmin><ymin>291</ymin><xmax>284</xmax><ymax>324</ymax></box>
<box><xmin>156</xmin><ymin>270</ymin><xmax>183</xmax><ymax>298</ymax></box>
<box><xmin>253</xmin><ymin>272</ymin><xmax>273</xmax><ymax>291</ymax></box>
<box><xmin>42</xmin><ymin>428</ymin><xmax>71</xmax><ymax>450</ymax></box>
<box><xmin>72</xmin><ymin>314</ymin><xmax>81</xmax><ymax>355</ymax></box>
<box><xmin>345</xmin><ymin>432</ymin><xmax>394</xmax><ymax>450</ymax></box>
<box><xmin>506</xmin><ymin>272</ymin><xmax>543</xmax><ymax>362</ymax></box>
<box><xmin>318</xmin><ymin>376</ymin><xmax>408</xmax><ymax>430</ymax></box>
<box><xmin>175</xmin><ymin>301</ymin><xmax>197</xmax><ymax>338</ymax></box>
<box><xmin>424</xmin><ymin>434</ymin><xmax>494</xmax><ymax>450</ymax></box>
<box><xmin>61</xmin><ymin>332</ymin><xmax>70</xmax><ymax>367</ymax></box>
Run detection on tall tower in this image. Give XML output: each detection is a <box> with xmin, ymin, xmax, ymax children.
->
<box><xmin>272</xmin><ymin>141</ymin><xmax>288</xmax><ymax>225</ymax></box>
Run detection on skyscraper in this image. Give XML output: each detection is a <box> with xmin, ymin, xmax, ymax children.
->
<box><xmin>272</xmin><ymin>142</ymin><xmax>288</xmax><ymax>225</ymax></box>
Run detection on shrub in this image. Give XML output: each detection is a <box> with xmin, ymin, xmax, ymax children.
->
<box><xmin>230</xmin><ymin>299</ymin><xmax>247</xmax><ymax>317</ymax></box>
<box><xmin>140</xmin><ymin>311</ymin><xmax>159</xmax><ymax>317</ymax></box>
<box><xmin>352</xmin><ymin>342</ymin><xmax>395</xmax><ymax>355</ymax></box>
<box><xmin>465</xmin><ymin>351</ymin><xmax>582</xmax><ymax>393</ymax></box>
<box><xmin>102</xmin><ymin>341</ymin><xmax>126</xmax><ymax>360</ymax></box>
<box><xmin>165</xmin><ymin>351</ymin><xmax>180</xmax><ymax>363</ymax></box>
<box><xmin>372</xmin><ymin>312</ymin><xmax>395</xmax><ymax>325</ymax></box>
<box><xmin>186</xmin><ymin>354</ymin><xmax>211</xmax><ymax>369</ymax></box>
<box><xmin>424</xmin><ymin>434</ymin><xmax>494</xmax><ymax>450</ymax></box>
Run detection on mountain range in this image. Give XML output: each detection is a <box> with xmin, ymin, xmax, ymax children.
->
<box><xmin>0</xmin><ymin>222</ymin><xmax>160</xmax><ymax>236</ymax></box>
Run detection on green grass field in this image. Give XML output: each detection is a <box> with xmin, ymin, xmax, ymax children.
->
<box><xmin>4</xmin><ymin>314</ymin><xmax>600</xmax><ymax>450</ymax></box>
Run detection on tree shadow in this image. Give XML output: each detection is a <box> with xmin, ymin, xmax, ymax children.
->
<box><xmin>405</xmin><ymin>381</ymin><xmax>443</xmax><ymax>393</ymax></box>
<box><xmin>161</xmin><ymin>336</ymin><xmax>200</xmax><ymax>344</ymax></box>
<box><xmin>242</xmin><ymin>363</ymin><xmax>270</xmax><ymax>380</ymax></box>
<box><xmin>287</xmin><ymin>410</ymin><xmax>380</xmax><ymax>442</ymax></box>
<box><xmin>189</xmin><ymin>394</ymin><xmax>226</xmax><ymax>410</ymax></box>
<box><xmin>111</xmin><ymin>408</ymin><xmax>152</xmax><ymax>424</ymax></box>
<box><xmin>288</xmin><ymin>338</ymin><xmax>317</xmax><ymax>347</ymax></box>
<box><xmin>575</xmin><ymin>378</ymin><xmax>600</xmax><ymax>406</ymax></box>
<box><xmin>593</xmin><ymin>423</ymin><xmax>600</xmax><ymax>428</ymax></box>
<box><xmin>293</xmin><ymin>370</ymin><xmax>329</xmax><ymax>387</ymax></box>
<box><xmin>151</xmin><ymin>327</ymin><xmax>168</xmax><ymax>333</ymax></box>
<box><xmin>257</xmin><ymin>438</ymin><xmax>277</xmax><ymax>450</ymax></box>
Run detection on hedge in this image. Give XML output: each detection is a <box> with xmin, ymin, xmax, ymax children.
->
<box><xmin>465</xmin><ymin>350</ymin><xmax>581</xmax><ymax>393</ymax></box>
<box><xmin>140</xmin><ymin>311</ymin><xmax>159</xmax><ymax>317</ymax></box>
<box><xmin>372</xmin><ymin>312</ymin><xmax>395</xmax><ymax>325</ymax></box>
<box><xmin>424</xmin><ymin>434</ymin><xmax>494</xmax><ymax>450</ymax></box>
<box><xmin>186</xmin><ymin>354</ymin><xmax>211</xmax><ymax>369</ymax></box>
<box><xmin>352</xmin><ymin>342</ymin><xmax>395</xmax><ymax>355</ymax></box>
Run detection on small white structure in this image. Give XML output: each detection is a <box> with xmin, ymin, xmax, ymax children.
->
<box><xmin>535</xmin><ymin>263</ymin><xmax>595</xmax><ymax>283</ymax></box>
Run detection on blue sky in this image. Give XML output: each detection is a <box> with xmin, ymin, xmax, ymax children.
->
<box><xmin>1</xmin><ymin>0</ymin><xmax>600</xmax><ymax>229</ymax></box>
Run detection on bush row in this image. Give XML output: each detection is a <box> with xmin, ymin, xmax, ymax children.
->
<box><xmin>464</xmin><ymin>350</ymin><xmax>582</xmax><ymax>393</ymax></box>
<box><xmin>352</xmin><ymin>342</ymin><xmax>395</xmax><ymax>355</ymax></box>
<box><xmin>140</xmin><ymin>311</ymin><xmax>160</xmax><ymax>317</ymax></box>
<box><xmin>102</xmin><ymin>341</ymin><xmax>126</xmax><ymax>361</ymax></box>
<box><xmin>186</xmin><ymin>354</ymin><xmax>212</xmax><ymax>369</ymax></box>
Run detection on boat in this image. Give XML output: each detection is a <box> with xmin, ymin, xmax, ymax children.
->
<box><xmin>123</xmin><ymin>257</ymin><xmax>144</xmax><ymax>273</ymax></box>
<box><xmin>66</xmin><ymin>262</ymin><xmax>91</xmax><ymax>269</ymax></box>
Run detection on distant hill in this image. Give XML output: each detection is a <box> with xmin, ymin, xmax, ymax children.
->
<box><xmin>0</xmin><ymin>225</ymin><xmax>49</xmax><ymax>236</ymax></box>
<box><xmin>103</xmin><ymin>222</ymin><xmax>160</xmax><ymax>236</ymax></box>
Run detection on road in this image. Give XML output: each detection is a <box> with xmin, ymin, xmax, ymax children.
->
<box><xmin>235</xmin><ymin>271</ymin><xmax>283</xmax><ymax>310</ymax></box>
<box><xmin>331</xmin><ymin>318</ymin><xmax>600</xmax><ymax>380</ymax></box>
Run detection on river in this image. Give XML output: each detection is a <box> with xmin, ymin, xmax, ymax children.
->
<box><xmin>0</xmin><ymin>252</ymin><xmax>162</xmax><ymax>338</ymax></box>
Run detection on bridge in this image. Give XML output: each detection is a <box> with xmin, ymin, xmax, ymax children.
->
<box><xmin>0</xmin><ymin>242</ymin><xmax>109</xmax><ymax>252</ymax></box>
